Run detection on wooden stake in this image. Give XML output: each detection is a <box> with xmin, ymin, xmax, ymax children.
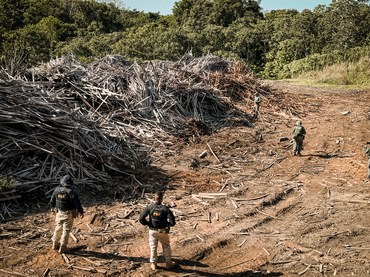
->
<box><xmin>0</xmin><ymin>269</ymin><xmax>29</xmax><ymax>276</ymax></box>
<box><xmin>89</xmin><ymin>213</ymin><xmax>97</xmax><ymax>224</ymax></box>
<box><xmin>70</xmin><ymin>232</ymin><xmax>78</xmax><ymax>243</ymax></box>
<box><xmin>207</xmin><ymin>142</ymin><xmax>221</xmax><ymax>163</ymax></box>
<box><xmin>331</xmin><ymin>199</ymin><xmax>370</xmax><ymax>204</ymax></box>
<box><xmin>238</xmin><ymin>238</ymin><xmax>247</xmax><ymax>247</ymax></box>
<box><xmin>42</xmin><ymin>268</ymin><xmax>50</xmax><ymax>277</ymax></box>
<box><xmin>61</xmin><ymin>253</ymin><xmax>69</xmax><ymax>264</ymax></box>
<box><xmin>263</xmin><ymin>247</ymin><xmax>270</xmax><ymax>256</ymax></box>
<box><xmin>298</xmin><ymin>264</ymin><xmax>311</xmax><ymax>275</ymax></box>
<box><xmin>231</xmin><ymin>200</ymin><xmax>238</xmax><ymax>209</ymax></box>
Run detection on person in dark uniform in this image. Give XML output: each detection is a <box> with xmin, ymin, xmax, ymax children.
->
<box><xmin>50</xmin><ymin>175</ymin><xmax>84</xmax><ymax>253</ymax></box>
<box><xmin>139</xmin><ymin>191</ymin><xmax>176</xmax><ymax>270</ymax></box>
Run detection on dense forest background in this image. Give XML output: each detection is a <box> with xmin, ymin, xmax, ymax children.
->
<box><xmin>0</xmin><ymin>0</ymin><xmax>369</xmax><ymax>83</ymax></box>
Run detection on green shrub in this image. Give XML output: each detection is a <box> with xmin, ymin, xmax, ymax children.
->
<box><xmin>296</xmin><ymin>57</ymin><xmax>370</xmax><ymax>87</ymax></box>
<box><xmin>283</xmin><ymin>46</ymin><xmax>370</xmax><ymax>78</ymax></box>
<box><xmin>0</xmin><ymin>175</ymin><xmax>15</xmax><ymax>192</ymax></box>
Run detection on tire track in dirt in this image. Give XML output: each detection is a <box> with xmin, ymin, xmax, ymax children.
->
<box><xmin>151</xmin><ymin>84</ymin><xmax>370</xmax><ymax>276</ymax></box>
<box><xmin>133</xmin><ymin>176</ymin><xmax>304</xmax><ymax>277</ymax></box>
<box><xmin>1</xmin><ymin>83</ymin><xmax>369</xmax><ymax>276</ymax></box>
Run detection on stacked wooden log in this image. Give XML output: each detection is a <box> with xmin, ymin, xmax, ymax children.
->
<box><xmin>0</xmin><ymin>54</ymin><xmax>288</xmax><ymax>212</ymax></box>
<box><xmin>27</xmin><ymin>54</ymin><xmax>264</xmax><ymax>139</ymax></box>
<box><xmin>0</xmin><ymin>80</ymin><xmax>143</xmax><ymax>188</ymax></box>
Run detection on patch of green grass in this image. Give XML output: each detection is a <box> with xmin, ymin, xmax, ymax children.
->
<box><xmin>0</xmin><ymin>175</ymin><xmax>15</xmax><ymax>192</ymax></box>
<box><xmin>289</xmin><ymin>57</ymin><xmax>370</xmax><ymax>89</ymax></box>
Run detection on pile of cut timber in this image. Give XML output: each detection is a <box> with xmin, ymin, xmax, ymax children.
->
<box><xmin>0</xmin><ymin>54</ymin><xmax>291</xmax><ymax>211</ymax></box>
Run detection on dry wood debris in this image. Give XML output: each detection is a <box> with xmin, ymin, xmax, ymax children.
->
<box><xmin>0</xmin><ymin>54</ymin><xmax>295</xmax><ymax>220</ymax></box>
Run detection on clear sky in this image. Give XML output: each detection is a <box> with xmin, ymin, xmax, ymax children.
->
<box><xmin>120</xmin><ymin>0</ymin><xmax>333</xmax><ymax>15</ymax></box>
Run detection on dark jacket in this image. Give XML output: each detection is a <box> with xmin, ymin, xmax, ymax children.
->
<box><xmin>139</xmin><ymin>202</ymin><xmax>175</xmax><ymax>229</ymax></box>
<box><xmin>50</xmin><ymin>185</ymin><xmax>84</xmax><ymax>214</ymax></box>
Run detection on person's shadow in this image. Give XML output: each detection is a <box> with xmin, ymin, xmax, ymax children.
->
<box><xmin>67</xmin><ymin>249</ymin><xmax>282</xmax><ymax>276</ymax></box>
<box><xmin>67</xmin><ymin>248</ymin><xmax>146</xmax><ymax>263</ymax></box>
<box><xmin>164</xmin><ymin>258</ymin><xmax>283</xmax><ymax>276</ymax></box>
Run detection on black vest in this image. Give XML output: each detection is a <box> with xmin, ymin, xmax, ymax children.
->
<box><xmin>55</xmin><ymin>186</ymin><xmax>74</xmax><ymax>211</ymax></box>
<box><xmin>149</xmin><ymin>204</ymin><xmax>169</xmax><ymax>229</ymax></box>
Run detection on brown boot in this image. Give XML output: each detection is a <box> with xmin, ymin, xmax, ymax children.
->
<box><xmin>52</xmin><ymin>241</ymin><xmax>59</xmax><ymax>250</ymax></box>
<box><xmin>59</xmin><ymin>244</ymin><xmax>67</xmax><ymax>254</ymax></box>
<box><xmin>166</xmin><ymin>261</ymin><xmax>176</xmax><ymax>268</ymax></box>
<box><xmin>150</xmin><ymin>262</ymin><xmax>157</xmax><ymax>271</ymax></box>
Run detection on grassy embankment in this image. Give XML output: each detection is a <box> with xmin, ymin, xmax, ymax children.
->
<box><xmin>286</xmin><ymin>57</ymin><xmax>370</xmax><ymax>89</ymax></box>
<box><xmin>277</xmin><ymin>45</ymin><xmax>370</xmax><ymax>89</ymax></box>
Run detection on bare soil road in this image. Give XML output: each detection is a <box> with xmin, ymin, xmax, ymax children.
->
<box><xmin>1</xmin><ymin>82</ymin><xmax>369</xmax><ymax>277</ymax></box>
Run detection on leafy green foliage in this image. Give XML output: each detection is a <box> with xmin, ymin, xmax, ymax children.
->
<box><xmin>173</xmin><ymin>0</ymin><xmax>262</xmax><ymax>29</ymax></box>
<box><xmin>0</xmin><ymin>0</ymin><xmax>369</xmax><ymax>82</ymax></box>
<box><xmin>2</xmin><ymin>16</ymin><xmax>75</xmax><ymax>69</ymax></box>
<box><xmin>282</xmin><ymin>45</ymin><xmax>370</xmax><ymax>78</ymax></box>
<box><xmin>0</xmin><ymin>0</ymin><xmax>27</xmax><ymax>31</ymax></box>
<box><xmin>0</xmin><ymin>175</ymin><xmax>14</xmax><ymax>192</ymax></box>
<box><xmin>57</xmin><ymin>32</ymin><xmax>124</xmax><ymax>62</ymax></box>
<box><xmin>113</xmin><ymin>23</ymin><xmax>190</xmax><ymax>61</ymax></box>
<box><xmin>295</xmin><ymin>56</ymin><xmax>370</xmax><ymax>87</ymax></box>
<box><xmin>318</xmin><ymin>0</ymin><xmax>370</xmax><ymax>52</ymax></box>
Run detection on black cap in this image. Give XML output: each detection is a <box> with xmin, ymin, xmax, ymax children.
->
<box><xmin>60</xmin><ymin>175</ymin><xmax>74</xmax><ymax>186</ymax></box>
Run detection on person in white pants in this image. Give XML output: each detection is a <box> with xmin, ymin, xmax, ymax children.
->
<box><xmin>139</xmin><ymin>191</ymin><xmax>176</xmax><ymax>270</ymax></box>
<box><xmin>50</xmin><ymin>175</ymin><xmax>84</xmax><ymax>253</ymax></box>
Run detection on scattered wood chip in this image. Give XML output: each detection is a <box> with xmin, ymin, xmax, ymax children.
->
<box><xmin>61</xmin><ymin>253</ymin><xmax>69</xmax><ymax>264</ymax></box>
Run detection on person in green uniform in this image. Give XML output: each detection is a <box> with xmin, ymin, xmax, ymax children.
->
<box><xmin>292</xmin><ymin>120</ymin><xmax>306</xmax><ymax>156</ymax></box>
<box><xmin>253</xmin><ymin>94</ymin><xmax>262</xmax><ymax>119</ymax></box>
<box><xmin>365</xmin><ymin>142</ymin><xmax>370</xmax><ymax>179</ymax></box>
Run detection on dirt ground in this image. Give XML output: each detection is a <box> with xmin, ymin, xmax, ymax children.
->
<box><xmin>1</xmin><ymin>81</ymin><xmax>369</xmax><ymax>277</ymax></box>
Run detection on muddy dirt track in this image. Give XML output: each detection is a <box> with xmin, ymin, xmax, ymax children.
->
<box><xmin>0</xmin><ymin>82</ymin><xmax>369</xmax><ymax>277</ymax></box>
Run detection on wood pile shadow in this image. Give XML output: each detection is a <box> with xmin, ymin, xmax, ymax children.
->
<box><xmin>0</xmin><ymin>54</ymin><xmax>290</xmax><ymax>220</ymax></box>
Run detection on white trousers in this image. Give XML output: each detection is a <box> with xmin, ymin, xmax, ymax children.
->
<box><xmin>149</xmin><ymin>229</ymin><xmax>171</xmax><ymax>263</ymax></box>
<box><xmin>52</xmin><ymin>210</ymin><xmax>74</xmax><ymax>247</ymax></box>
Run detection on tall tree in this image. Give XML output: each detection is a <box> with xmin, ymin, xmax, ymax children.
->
<box><xmin>0</xmin><ymin>0</ymin><xmax>26</xmax><ymax>31</ymax></box>
<box><xmin>318</xmin><ymin>0</ymin><xmax>370</xmax><ymax>52</ymax></box>
<box><xmin>172</xmin><ymin>0</ymin><xmax>262</xmax><ymax>29</ymax></box>
<box><xmin>112</xmin><ymin>23</ymin><xmax>190</xmax><ymax>61</ymax></box>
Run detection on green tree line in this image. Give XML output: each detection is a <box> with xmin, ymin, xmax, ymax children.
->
<box><xmin>0</xmin><ymin>0</ymin><xmax>369</xmax><ymax>78</ymax></box>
